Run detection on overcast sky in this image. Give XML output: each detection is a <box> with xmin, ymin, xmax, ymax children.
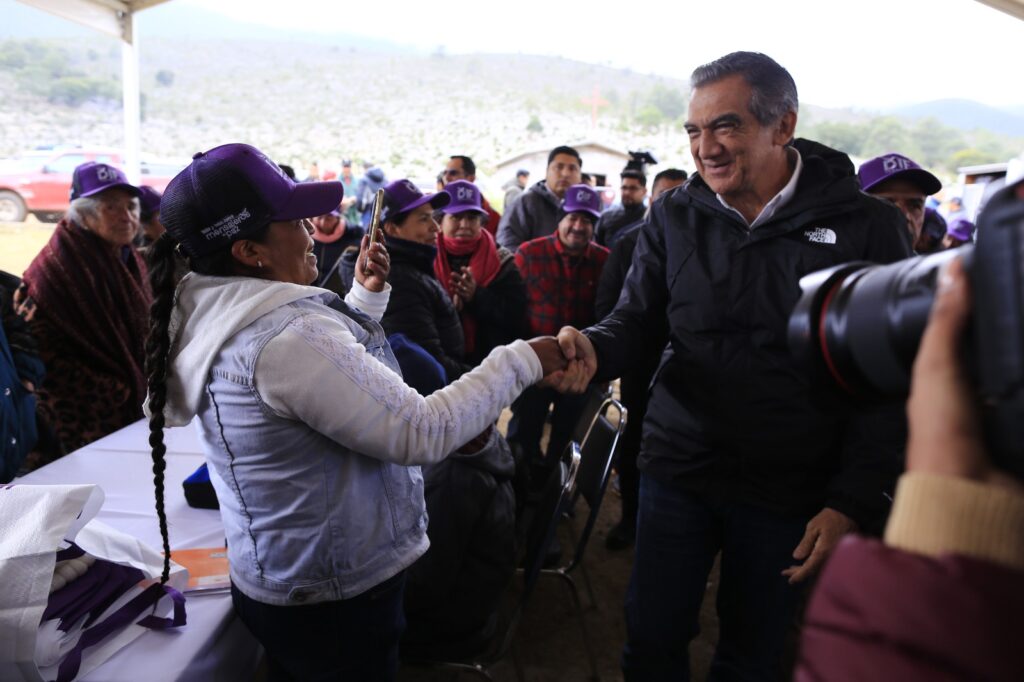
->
<box><xmin>10</xmin><ymin>0</ymin><xmax>1024</xmax><ymax>109</ymax></box>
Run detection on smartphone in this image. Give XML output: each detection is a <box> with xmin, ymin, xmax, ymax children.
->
<box><xmin>365</xmin><ymin>189</ymin><xmax>386</xmax><ymax>274</ymax></box>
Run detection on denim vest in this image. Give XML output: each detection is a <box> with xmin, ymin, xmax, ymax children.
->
<box><xmin>196</xmin><ymin>294</ymin><xmax>428</xmax><ymax>605</ymax></box>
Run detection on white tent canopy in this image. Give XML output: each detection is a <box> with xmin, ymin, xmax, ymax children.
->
<box><xmin>13</xmin><ymin>0</ymin><xmax>1024</xmax><ymax>183</ymax></box>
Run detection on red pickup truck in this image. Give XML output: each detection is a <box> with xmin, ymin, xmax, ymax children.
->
<box><xmin>0</xmin><ymin>147</ymin><xmax>184</xmax><ymax>222</ymax></box>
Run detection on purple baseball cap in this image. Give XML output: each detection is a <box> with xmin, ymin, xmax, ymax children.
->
<box><xmin>947</xmin><ymin>217</ymin><xmax>976</xmax><ymax>242</ymax></box>
<box><xmin>858</xmin><ymin>153</ymin><xmax>942</xmax><ymax>195</ymax></box>
<box><xmin>441</xmin><ymin>180</ymin><xmax>488</xmax><ymax>216</ymax></box>
<box><xmin>382</xmin><ymin>178</ymin><xmax>450</xmax><ymax>222</ymax></box>
<box><xmin>70</xmin><ymin>161</ymin><xmax>141</xmax><ymax>201</ymax></box>
<box><xmin>160</xmin><ymin>143</ymin><xmax>343</xmax><ymax>258</ymax></box>
<box><xmin>562</xmin><ymin>184</ymin><xmax>602</xmax><ymax>220</ymax></box>
<box><xmin>137</xmin><ymin>185</ymin><xmax>163</xmax><ymax>219</ymax></box>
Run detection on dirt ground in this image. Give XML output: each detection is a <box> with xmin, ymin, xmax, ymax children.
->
<box><xmin>400</xmin><ymin>410</ymin><xmax>719</xmax><ymax>682</ymax></box>
<box><xmin>0</xmin><ymin>218</ymin><xmax>54</xmax><ymax>276</ymax></box>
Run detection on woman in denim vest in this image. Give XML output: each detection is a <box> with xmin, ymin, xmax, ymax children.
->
<box><xmin>142</xmin><ymin>143</ymin><xmax>586</xmax><ymax>681</ymax></box>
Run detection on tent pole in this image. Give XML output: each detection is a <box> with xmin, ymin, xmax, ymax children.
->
<box><xmin>121</xmin><ymin>9</ymin><xmax>141</xmax><ymax>185</ymax></box>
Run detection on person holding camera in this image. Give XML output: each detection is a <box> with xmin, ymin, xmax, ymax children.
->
<box><xmin>555</xmin><ymin>52</ymin><xmax>913</xmax><ymax>680</ymax></box>
<box><xmin>796</xmin><ymin>252</ymin><xmax>1024</xmax><ymax>681</ymax></box>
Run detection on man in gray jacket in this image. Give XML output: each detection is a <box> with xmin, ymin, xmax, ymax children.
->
<box><xmin>496</xmin><ymin>145</ymin><xmax>582</xmax><ymax>250</ymax></box>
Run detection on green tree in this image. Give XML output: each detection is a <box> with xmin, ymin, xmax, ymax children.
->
<box><xmin>647</xmin><ymin>84</ymin><xmax>686</xmax><ymax>121</ymax></box>
<box><xmin>636</xmin><ymin>105</ymin><xmax>664</xmax><ymax>130</ymax></box>
<box><xmin>808</xmin><ymin>121</ymin><xmax>866</xmax><ymax>158</ymax></box>
<box><xmin>526</xmin><ymin>115</ymin><xmax>543</xmax><ymax>133</ymax></box>
<box><xmin>862</xmin><ymin>116</ymin><xmax>917</xmax><ymax>159</ymax></box>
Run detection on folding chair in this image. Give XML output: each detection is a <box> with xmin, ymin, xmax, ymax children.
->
<box><xmin>544</xmin><ymin>398</ymin><xmax>627</xmax><ymax>681</ymax></box>
<box><xmin>401</xmin><ymin>444</ymin><xmax>582</xmax><ymax>681</ymax></box>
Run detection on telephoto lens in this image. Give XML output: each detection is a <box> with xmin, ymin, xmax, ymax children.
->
<box><xmin>788</xmin><ymin>247</ymin><xmax>966</xmax><ymax>399</ymax></box>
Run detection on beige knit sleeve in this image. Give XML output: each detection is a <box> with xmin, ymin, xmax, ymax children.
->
<box><xmin>884</xmin><ymin>472</ymin><xmax>1024</xmax><ymax>571</ymax></box>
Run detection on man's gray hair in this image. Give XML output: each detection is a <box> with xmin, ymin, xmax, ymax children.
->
<box><xmin>690</xmin><ymin>51</ymin><xmax>798</xmax><ymax>125</ymax></box>
<box><xmin>66</xmin><ymin>196</ymin><xmax>100</xmax><ymax>227</ymax></box>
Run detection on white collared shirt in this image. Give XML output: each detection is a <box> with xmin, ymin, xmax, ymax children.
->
<box><xmin>716</xmin><ymin>148</ymin><xmax>804</xmax><ymax>229</ymax></box>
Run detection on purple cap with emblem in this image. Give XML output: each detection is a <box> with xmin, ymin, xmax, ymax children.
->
<box><xmin>70</xmin><ymin>161</ymin><xmax>141</xmax><ymax>201</ymax></box>
<box><xmin>562</xmin><ymin>183</ymin><xmax>602</xmax><ymax>219</ymax></box>
<box><xmin>382</xmin><ymin>178</ymin><xmax>450</xmax><ymax>222</ymax></box>
<box><xmin>441</xmin><ymin>180</ymin><xmax>488</xmax><ymax>216</ymax></box>
<box><xmin>159</xmin><ymin>143</ymin><xmax>343</xmax><ymax>258</ymax></box>
<box><xmin>858</xmin><ymin>153</ymin><xmax>942</xmax><ymax>195</ymax></box>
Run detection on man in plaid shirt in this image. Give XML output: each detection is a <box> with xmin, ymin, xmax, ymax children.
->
<box><xmin>509</xmin><ymin>184</ymin><xmax>610</xmax><ymax>465</ymax></box>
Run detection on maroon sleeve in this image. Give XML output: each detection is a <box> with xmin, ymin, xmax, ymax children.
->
<box><xmin>796</xmin><ymin>536</ymin><xmax>1024</xmax><ymax>682</ymax></box>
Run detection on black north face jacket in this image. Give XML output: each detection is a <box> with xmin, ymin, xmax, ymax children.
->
<box><xmin>585</xmin><ymin>139</ymin><xmax>912</xmax><ymax>530</ymax></box>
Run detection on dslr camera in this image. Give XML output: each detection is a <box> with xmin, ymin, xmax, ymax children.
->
<box><xmin>789</xmin><ymin>182</ymin><xmax>1024</xmax><ymax>477</ymax></box>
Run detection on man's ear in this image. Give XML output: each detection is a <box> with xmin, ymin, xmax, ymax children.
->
<box><xmin>775</xmin><ymin>110</ymin><xmax>798</xmax><ymax>146</ymax></box>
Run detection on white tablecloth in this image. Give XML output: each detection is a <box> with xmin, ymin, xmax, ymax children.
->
<box><xmin>17</xmin><ymin>419</ymin><xmax>261</xmax><ymax>681</ymax></box>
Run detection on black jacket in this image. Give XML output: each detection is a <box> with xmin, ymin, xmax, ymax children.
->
<box><xmin>594</xmin><ymin>203</ymin><xmax>645</xmax><ymax>248</ymax></box>
<box><xmin>381</xmin><ymin>236</ymin><xmax>471</xmax><ymax>381</ymax></box>
<box><xmin>446</xmin><ymin>247</ymin><xmax>528</xmax><ymax>364</ymax></box>
<box><xmin>402</xmin><ymin>429</ymin><xmax>517</xmax><ymax>654</ymax></box>
<box><xmin>495</xmin><ymin>179</ymin><xmax>562</xmax><ymax>250</ymax></box>
<box><xmin>585</xmin><ymin>140</ymin><xmax>912</xmax><ymax>530</ymax></box>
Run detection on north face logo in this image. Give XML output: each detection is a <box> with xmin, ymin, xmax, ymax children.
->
<box><xmin>804</xmin><ymin>227</ymin><xmax>837</xmax><ymax>245</ymax></box>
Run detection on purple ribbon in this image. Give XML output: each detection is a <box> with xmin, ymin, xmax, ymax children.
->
<box><xmin>40</xmin><ymin>543</ymin><xmax>187</xmax><ymax>682</ymax></box>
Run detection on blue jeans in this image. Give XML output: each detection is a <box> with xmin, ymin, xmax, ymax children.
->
<box><xmin>622</xmin><ymin>474</ymin><xmax>808</xmax><ymax>682</ymax></box>
<box><xmin>231</xmin><ymin>571</ymin><xmax>407</xmax><ymax>682</ymax></box>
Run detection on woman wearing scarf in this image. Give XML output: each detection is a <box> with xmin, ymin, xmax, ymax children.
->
<box><xmin>17</xmin><ymin>162</ymin><xmax>151</xmax><ymax>457</ymax></box>
<box><xmin>379</xmin><ymin>179</ymin><xmax>471</xmax><ymax>382</ymax></box>
<box><xmin>435</xmin><ymin>180</ymin><xmax>527</xmax><ymax>365</ymax></box>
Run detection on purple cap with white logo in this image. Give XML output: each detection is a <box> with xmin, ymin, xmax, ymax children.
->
<box><xmin>858</xmin><ymin>153</ymin><xmax>942</xmax><ymax>195</ymax></box>
<box><xmin>159</xmin><ymin>143</ymin><xmax>344</xmax><ymax>258</ymax></box>
<box><xmin>382</xmin><ymin>178</ymin><xmax>450</xmax><ymax>222</ymax></box>
<box><xmin>70</xmin><ymin>161</ymin><xmax>141</xmax><ymax>201</ymax></box>
<box><xmin>562</xmin><ymin>184</ymin><xmax>602</xmax><ymax>220</ymax></box>
<box><xmin>441</xmin><ymin>180</ymin><xmax>488</xmax><ymax>216</ymax></box>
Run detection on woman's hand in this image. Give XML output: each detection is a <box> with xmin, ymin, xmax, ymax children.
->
<box><xmin>527</xmin><ymin>336</ymin><xmax>591</xmax><ymax>393</ymax></box>
<box><xmin>449</xmin><ymin>267</ymin><xmax>477</xmax><ymax>303</ymax></box>
<box><xmin>355</xmin><ymin>234</ymin><xmax>390</xmax><ymax>293</ymax></box>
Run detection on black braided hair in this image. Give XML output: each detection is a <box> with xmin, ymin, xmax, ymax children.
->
<box><xmin>144</xmin><ymin>233</ymin><xmax>179</xmax><ymax>584</ymax></box>
<box><xmin>144</xmin><ymin>226</ymin><xmax>273</xmax><ymax>583</ymax></box>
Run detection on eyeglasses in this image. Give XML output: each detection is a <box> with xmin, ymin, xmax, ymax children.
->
<box><xmin>444</xmin><ymin>169</ymin><xmax>464</xmax><ymax>177</ymax></box>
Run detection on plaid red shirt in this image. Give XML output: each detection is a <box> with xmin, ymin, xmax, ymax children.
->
<box><xmin>514</xmin><ymin>234</ymin><xmax>610</xmax><ymax>336</ymax></box>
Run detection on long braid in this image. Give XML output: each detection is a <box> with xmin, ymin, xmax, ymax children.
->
<box><xmin>144</xmin><ymin>233</ymin><xmax>179</xmax><ymax>584</ymax></box>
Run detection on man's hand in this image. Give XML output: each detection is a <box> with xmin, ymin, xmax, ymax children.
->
<box><xmin>354</xmin><ymin>234</ymin><xmax>390</xmax><ymax>293</ymax></box>
<box><xmin>554</xmin><ymin>326</ymin><xmax>598</xmax><ymax>390</ymax></box>
<box><xmin>782</xmin><ymin>507</ymin><xmax>858</xmax><ymax>584</ymax></box>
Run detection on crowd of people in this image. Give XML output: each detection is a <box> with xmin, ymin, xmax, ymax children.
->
<box><xmin>1</xmin><ymin>48</ymin><xmax>1019</xmax><ymax>682</ymax></box>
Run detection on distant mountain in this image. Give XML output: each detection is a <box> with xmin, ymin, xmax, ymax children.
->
<box><xmin>891</xmin><ymin>98</ymin><xmax>1024</xmax><ymax>137</ymax></box>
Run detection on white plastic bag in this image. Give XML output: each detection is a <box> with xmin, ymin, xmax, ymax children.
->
<box><xmin>0</xmin><ymin>484</ymin><xmax>186</xmax><ymax>682</ymax></box>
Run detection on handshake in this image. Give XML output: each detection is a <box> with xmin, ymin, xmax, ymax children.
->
<box><xmin>527</xmin><ymin>327</ymin><xmax>599</xmax><ymax>394</ymax></box>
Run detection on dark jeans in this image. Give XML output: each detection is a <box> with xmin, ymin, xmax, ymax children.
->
<box><xmin>507</xmin><ymin>385</ymin><xmax>591</xmax><ymax>462</ymax></box>
<box><xmin>622</xmin><ymin>474</ymin><xmax>808</xmax><ymax>682</ymax></box>
<box><xmin>231</xmin><ymin>571</ymin><xmax>407</xmax><ymax>682</ymax></box>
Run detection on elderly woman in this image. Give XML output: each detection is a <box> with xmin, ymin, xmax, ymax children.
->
<box><xmin>379</xmin><ymin>179</ymin><xmax>471</xmax><ymax>381</ymax></box>
<box><xmin>144</xmin><ymin>143</ymin><xmax>581</xmax><ymax>680</ymax></box>
<box><xmin>435</xmin><ymin>180</ymin><xmax>527</xmax><ymax>365</ymax></box>
<box><xmin>17</xmin><ymin>162</ymin><xmax>150</xmax><ymax>456</ymax></box>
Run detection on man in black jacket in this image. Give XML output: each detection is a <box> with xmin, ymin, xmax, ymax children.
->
<box><xmin>496</xmin><ymin>145</ymin><xmax>583</xmax><ymax>250</ymax></box>
<box><xmin>560</xmin><ymin>52</ymin><xmax>912</xmax><ymax>680</ymax></box>
<box><xmin>594</xmin><ymin>168</ymin><xmax>648</xmax><ymax>248</ymax></box>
